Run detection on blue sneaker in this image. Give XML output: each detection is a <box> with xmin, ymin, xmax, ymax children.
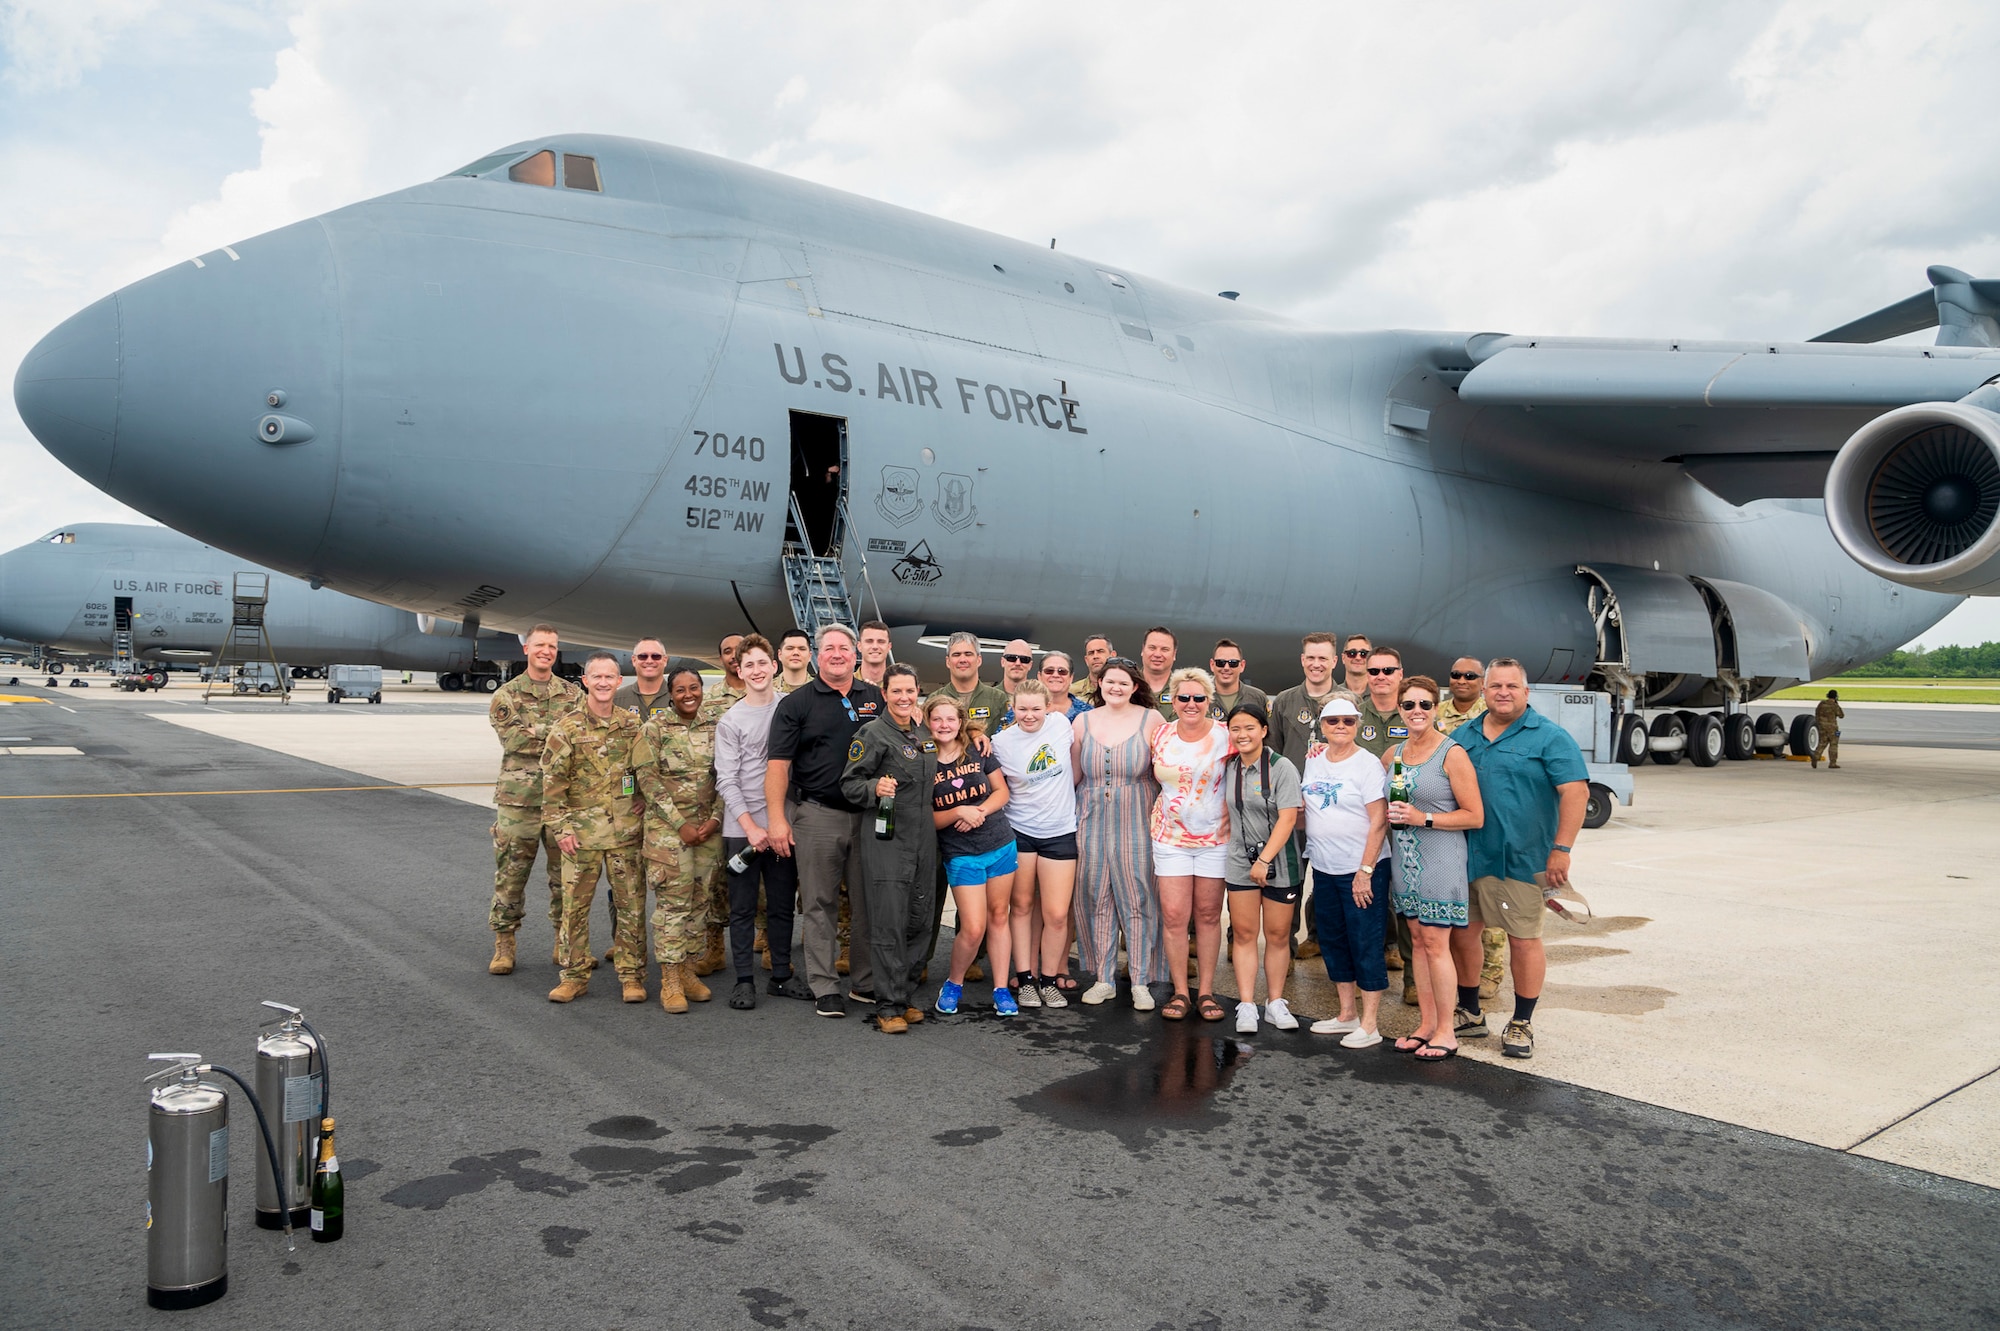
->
<box><xmin>935</xmin><ymin>980</ymin><xmax>962</xmax><ymax>1015</ymax></box>
<box><xmin>993</xmin><ymin>986</ymin><xmax>1019</xmax><ymax>1017</ymax></box>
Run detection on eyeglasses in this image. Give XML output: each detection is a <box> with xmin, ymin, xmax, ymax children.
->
<box><xmin>1175</xmin><ymin>693</ymin><xmax>1208</xmax><ymax>704</ymax></box>
<box><xmin>1449</xmin><ymin>671</ymin><xmax>1481</xmax><ymax>681</ymax></box>
<box><xmin>1366</xmin><ymin>666</ymin><xmax>1399</xmax><ymax>676</ymax></box>
<box><xmin>1400</xmin><ymin>698</ymin><xmax>1435</xmax><ymax>711</ymax></box>
<box><xmin>1342</xmin><ymin>648</ymin><xmax>1371</xmax><ymax>658</ymax></box>
<box><xmin>1002</xmin><ymin>653</ymin><xmax>1033</xmax><ymax>664</ymax></box>
<box><xmin>1210</xmin><ymin>657</ymin><xmax>1241</xmax><ymax>669</ymax></box>
<box><xmin>1322</xmin><ymin>716</ymin><xmax>1358</xmax><ymax>726</ymax></box>
<box><xmin>1041</xmin><ymin>665</ymin><xmax>1071</xmax><ymax>675</ymax></box>
<box><xmin>633</xmin><ymin>652</ymin><xmax>665</xmax><ymax>660</ymax></box>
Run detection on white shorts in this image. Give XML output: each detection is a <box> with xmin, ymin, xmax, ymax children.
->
<box><xmin>1151</xmin><ymin>840</ymin><xmax>1227</xmax><ymax>877</ymax></box>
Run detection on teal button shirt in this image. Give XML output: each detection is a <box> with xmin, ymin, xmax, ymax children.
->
<box><xmin>1454</xmin><ymin>705</ymin><xmax>1590</xmax><ymax>882</ymax></box>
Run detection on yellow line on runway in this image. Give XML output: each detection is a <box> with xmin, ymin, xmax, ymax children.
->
<box><xmin>0</xmin><ymin>694</ymin><xmax>53</xmax><ymax>704</ymax></box>
<box><xmin>0</xmin><ymin>782</ymin><xmax>493</xmax><ymax>801</ymax></box>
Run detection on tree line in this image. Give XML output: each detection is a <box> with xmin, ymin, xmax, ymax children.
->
<box><xmin>1844</xmin><ymin>641</ymin><xmax>2000</xmax><ymax>678</ymax></box>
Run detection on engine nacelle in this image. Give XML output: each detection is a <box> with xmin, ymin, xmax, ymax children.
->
<box><xmin>1826</xmin><ymin>399</ymin><xmax>2000</xmax><ymax>595</ymax></box>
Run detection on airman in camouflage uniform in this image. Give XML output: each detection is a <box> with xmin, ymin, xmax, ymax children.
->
<box><xmin>543</xmin><ymin>669</ymin><xmax>647</xmax><ymax>1003</ymax></box>
<box><xmin>633</xmin><ymin>698</ymin><xmax>727</xmax><ymax>1012</ymax></box>
<box><xmin>1813</xmin><ymin>689</ymin><xmax>1845</xmax><ymax>769</ymax></box>
<box><xmin>486</xmin><ymin>651</ymin><xmax>582</xmax><ymax>975</ymax></box>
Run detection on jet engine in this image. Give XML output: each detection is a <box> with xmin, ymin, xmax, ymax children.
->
<box><xmin>1825</xmin><ymin>395</ymin><xmax>2000</xmax><ymax>595</ymax></box>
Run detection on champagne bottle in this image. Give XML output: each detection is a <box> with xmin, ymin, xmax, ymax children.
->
<box><xmin>310</xmin><ymin>1116</ymin><xmax>343</xmax><ymax>1242</ymax></box>
<box><xmin>1389</xmin><ymin>759</ymin><xmax>1411</xmax><ymax>825</ymax></box>
<box><xmin>726</xmin><ymin>844</ymin><xmax>756</xmax><ymax>874</ymax></box>
<box><xmin>873</xmin><ymin>790</ymin><xmax>895</xmax><ymax>840</ymax></box>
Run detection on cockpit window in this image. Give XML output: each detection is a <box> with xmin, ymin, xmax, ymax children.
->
<box><xmin>562</xmin><ymin>154</ymin><xmax>601</xmax><ymax>192</ymax></box>
<box><xmin>443</xmin><ymin>151</ymin><xmax>526</xmax><ymax>179</ymax></box>
<box><xmin>507</xmin><ymin>150</ymin><xmax>557</xmax><ymax>187</ymax></box>
<box><xmin>45</xmin><ymin>531</ymin><xmax>75</xmax><ymax>543</ymax></box>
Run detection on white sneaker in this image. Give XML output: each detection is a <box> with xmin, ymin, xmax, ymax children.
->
<box><xmin>1080</xmin><ymin>980</ymin><xmax>1117</xmax><ymax>1006</ymax></box>
<box><xmin>1340</xmin><ymin>1028</ymin><xmax>1384</xmax><ymax>1049</ymax></box>
<box><xmin>1130</xmin><ymin>984</ymin><xmax>1156</xmax><ymax>1012</ymax></box>
<box><xmin>1234</xmin><ymin>1001</ymin><xmax>1259</xmax><ymax>1034</ymax></box>
<box><xmin>1310</xmin><ymin>1015</ymin><xmax>1360</xmax><ymax>1035</ymax></box>
<box><xmin>1264</xmin><ymin>999</ymin><xmax>1299</xmax><ymax>1031</ymax></box>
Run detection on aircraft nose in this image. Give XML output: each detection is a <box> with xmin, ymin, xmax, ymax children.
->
<box><xmin>14</xmin><ymin>295</ymin><xmax>121</xmax><ymax>488</ymax></box>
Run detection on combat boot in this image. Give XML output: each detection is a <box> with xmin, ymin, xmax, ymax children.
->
<box><xmin>658</xmin><ymin>965</ymin><xmax>688</xmax><ymax>1014</ymax></box>
<box><xmin>836</xmin><ymin>941</ymin><xmax>851</xmax><ymax>975</ymax></box>
<box><xmin>1480</xmin><ymin>927</ymin><xmax>1506</xmax><ymax>999</ymax></box>
<box><xmin>489</xmin><ymin>933</ymin><xmax>516</xmax><ymax>975</ymax></box>
<box><xmin>548</xmin><ymin>977</ymin><xmax>589</xmax><ymax>1003</ymax></box>
<box><xmin>692</xmin><ymin>928</ymin><xmax>726</xmax><ymax>977</ymax></box>
<box><xmin>621</xmin><ymin>974</ymin><xmax>647</xmax><ymax>1003</ymax></box>
<box><xmin>681</xmin><ymin>963</ymin><xmax>712</xmax><ymax>1003</ymax></box>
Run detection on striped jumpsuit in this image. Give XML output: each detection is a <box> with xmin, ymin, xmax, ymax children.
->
<box><xmin>1075</xmin><ymin>718</ymin><xmax>1167</xmax><ymax>988</ymax></box>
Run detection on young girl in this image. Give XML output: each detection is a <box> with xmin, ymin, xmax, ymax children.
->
<box><xmin>927</xmin><ymin>697</ymin><xmax>1018</xmax><ymax>1015</ymax></box>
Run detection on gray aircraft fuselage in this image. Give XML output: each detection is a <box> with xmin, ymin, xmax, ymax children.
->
<box><xmin>0</xmin><ymin>523</ymin><xmax>526</xmax><ymax>673</ymax></box>
<box><xmin>14</xmin><ymin>135</ymin><xmax>1975</xmax><ymax>697</ymax></box>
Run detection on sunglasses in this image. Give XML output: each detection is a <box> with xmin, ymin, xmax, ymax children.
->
<box><xmin>1400</xmin><ymin>698</ymin><xmax>1435</xmax><ymax>711</ymax></box>
<box><xmin>1041</xmin><ymin>665</ymin><xmax>1071</xmax><ymax>675</ymax></box>
<box><xmin>1210</xmin><ymin>657</ymin><xmax>1242</xmax><ymax>669</ymax></box>
<box><xmin>1322</xmin><ymin>716</ymin><xmax>1358</xmax><ymax>726</ymax></box>
<box><xmin>633</xmin><ymin>652</ymin><xmax>665</xmax><ymax>660</ymax></box>
<box><xmin>1366</xmin><ymin>666</ymin><xmax>1399</xmax><ymax>676</ymax></box>
<box><xmin>1002</xmin><ymin>653</ymin><xmax>1033</xmax><ymax>664</ymax></box>
<box><xmin>1449</xmin><ymin>671</ymin><xmax>1481</xmax><ymax>681</ymax></box>
<box><xmin>1176</xmin><ymin>693</ymin><xmax>1208</xmax><ymax>704</ymax></box>
<box><xmin>1342</xmin><ymin>648</ymin><xmax>1371</xmax><ymax>658</ymax></box>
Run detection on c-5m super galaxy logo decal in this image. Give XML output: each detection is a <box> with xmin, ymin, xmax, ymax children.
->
<box><xmin>933</xmin><ymin>474</ymin><xmax>975</xmax><ymax>532</ymax></box>
<box><xmin>892</xmin><ymin>541</ymin><xmax>943</xmax><ymax>585</ymax></box>
<box><xmin>875</xmin><ymin>466</ymin><xmax>921</xmax><ymax>527</ymax></box>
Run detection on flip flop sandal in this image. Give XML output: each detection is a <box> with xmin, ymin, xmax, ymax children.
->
<box><xmin>1394</xmin><ymin>1034</ymin><xmax>1428</xmax><ymax>1053</ymax></box>
<box><xmin>1415</xmin><ymin>1043</ymin><xmax>1459</xmax><ymax>1060</ymax></box>
<box><xmin>1196</xmin><ymin>993</ymin><xmax>1227</xmax><ymax>1022</ymax></box>
<box><xmin>1160</xmin><ymin>993</ymin><xmax>1192</xmax><ymax>1021</ymax></box>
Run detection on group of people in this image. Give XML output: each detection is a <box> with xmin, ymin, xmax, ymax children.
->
<box><xmin>485</xmin><ymin>622</ymin><xmax>1590</xmax><ymax>1059</ymax></box>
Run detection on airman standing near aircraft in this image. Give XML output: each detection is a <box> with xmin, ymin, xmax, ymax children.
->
<box><xmin>1208</xmin><ymin>639</ymin><xmax>1267</xmax><ymax>720</ymax></box>
<box><xmin>996</xmin><ymin>638</ymin><xmax>1036</xmax><ymax>728</ymax></box>
<box><xmin>1341</xmin><ymin>635</ymin><xmax>1375</xmax><ymax>695</ymax></box>
<box><xmin>1435</xmin><ymin>657</ymin><xmax>1503</xmax><ymax>998</ymax></box>
<box><xmin>856</xmin><ymin>620</ymin><xmax>893</xmax><ymax>690</ymax></box>
<box><xmin>929</xmin><ymin>631</ymin><xmax>1010</xmax><ymax>734</ymax></box>
<box><xmin>486</xmin><ymin>624</ymin><xmax>582</xmax><ymax>976</ymax></box>
<box><xmin>1813</xmin><ymin>690</ymin><xmax>1845</xmax><ymax>768</ymax></box>
<box><xmin>544</xmin><ymin>652</ymin><xmax>646</xmax><ymax>1004</ymax></box>
<box><xmin>1142</xmin><ymin>627</ymin><xmax>1179</xmax><ymax>719</ymax></box>
<box><xmin>615</xmin><ymin>638</ymin><xmax>674</xmax><ymax>722</ymax></box>
<box><xmin>776</xmin><ymin>629</ymin><xmax>815</xmax><ymax>693</ymax></box>
<box><xmin>633</xmin><ymin>667</ymin><xmax>727</xmax><ymax>1012</ymax></box>
<box><xmin>1356</xmin><ymin>648</ymin><xmax>1415</xmax><ymax>999</ymax></box>
<box><xmin>699</xmin><ymin>633</ymin><xmax>747</xmax><ymax>724</ymax></box>
<box><xmin>1270</xmin><ymin>633</ymin><xmax>1342</xmax><ymax>959</ymax></box>
<box><xmin>1076</xmin><ymin>634</ymin><xmax>1115</xmax><ymax>705</ymax></box>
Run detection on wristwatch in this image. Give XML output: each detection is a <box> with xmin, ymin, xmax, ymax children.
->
<box><xmin>1423</xmin><ymin>813</ymin><xmax>1434</xmax><ymax>829</ymax></box>
<box><xmin>1552</xmin><ymin>843</ymin><xmax>1572</xmax><ymax>854</ymax></box>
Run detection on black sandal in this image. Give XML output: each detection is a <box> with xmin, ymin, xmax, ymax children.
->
<box><xmin>1160</xmin><ymin>993</ymin><xmax>1192</xmax><ymax>1021</ymax></box>
<box><xmin>1195</xmin><ymin>993</ymin><xmax>1226</xmax><ymax>1022</ymax></box>
<box><xmin>1394</xmin><ymin>1034</ymin><xmax>1428</xmax><ymax>1053</ymax></box>
<box><xmin>1053</xmin><ymin>973</ymin><xmax>1081</xmax><ymax>994</ymax></box>
<box><xmin>729</xmin><ymin>980</ymin><xmax>757</xmax><ymax>1010</ymax></box>
<box><xmin>1415</xmin><ymin>1043</ymin><xmax>1459</xmax><ymax>1061</ymax></box>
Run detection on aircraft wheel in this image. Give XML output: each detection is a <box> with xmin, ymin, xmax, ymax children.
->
<box><xmin>1648</xmin><ymin>713</ymin><xmax>1686</xmax><ymax>766</ymax></box>
<box><xmin>1583</xmin><ymin>782</ymin><xmax>1613</xmax><ymax>830</ymax></box>
<box><xmin>370</xmin><ymin>693</ymin><xmax>382</xmax><ymax>704</ymax></box>
<box><xmin>1689</xmin><ymin>714</ymin><xmax>1724</xmax><ymax>767</ymax></box>
<box><xmin>1723</xmin><ymin>714</ymin><xmax>1756</xmax><ymax>760</ymax></box>
<box><xmin>1616</xmin><ymin>715</ymin><xmax>1649</xmax><ymax>766</ymax></box>
<box><xmin>477</xmin><ymin>675</ymin><xmax>500</xmax><ymax>693</ymax></box>
<box><xmin>439</xmin><ymin>672</ymin><xmax>463</xmax><ymax>692</ymax></box>
<box><xmin>1788</xmin><ymin>714</ymin><xmax>1820</xmax><ymax>758</ymax></box>
<box><xmin>47</xmin><ymin>661</ymin><xmax>63</xmax><ymax>674</ymax></box>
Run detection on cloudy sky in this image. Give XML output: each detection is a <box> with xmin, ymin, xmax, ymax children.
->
<box><xmin>4</xmin><ymin>0</ymin><xmax>1998</xmax><ymax>646</ymax></box>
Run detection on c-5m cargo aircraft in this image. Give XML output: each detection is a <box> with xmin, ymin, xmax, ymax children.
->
<box><xmin>0</xmin><ymin>523</ymin><xmax>544</xmax><ymax>689</ymax></box>
<box><xmin>14</xmin><ymin>135</ymin><xmax>2000</xmax><ymax>740</ymax></box>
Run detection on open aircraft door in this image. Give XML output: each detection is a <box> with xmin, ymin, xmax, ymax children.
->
<box><xmin>1577</xmin><ymin>563</ymin><xmax>1718</xmax><ymax>707</ymax></box>
<box><xmin>1687</xmin><ymin>576</ymin><xmax>1811</xmax><ymax>699</ymax></box>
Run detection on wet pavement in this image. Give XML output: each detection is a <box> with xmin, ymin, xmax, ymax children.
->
<box><xmin>3</xmin><ymin>698</ymin><xmax>1997</xmax><ymax>1329</ymax></box>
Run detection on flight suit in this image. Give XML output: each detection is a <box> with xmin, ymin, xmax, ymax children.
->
<box><xmin>839</xmin><ymin>715</ymin><xmax>941</xmax><ymax>1012</ymax></box>
<box><xmin>1209</xmin><ymin>683</ymin><xmax>1269</xmax><ymax>722</ymax></box>
<box><xmin>488</xmin><ymin>673</ymin><xmax>583</xmax><ymax>940</ymax></box>
<box><xmin>633</xmin><ymin>707</ymin><xmax>723</xmax><ymax>966</ymax></box>
<box><xmin>928</xmin><ymin>681</ymin><xmax>1011</xmax><ymax>736</ymax></box>
<box><xmin>1814</xmin><ymin>696</ymin><xmax>1845</xmax><ymax>768</ymax></box>
<box><xmin>543</xmin><ymin>707</ymin><xmax>646</xmax><ymax>986</ymax></box>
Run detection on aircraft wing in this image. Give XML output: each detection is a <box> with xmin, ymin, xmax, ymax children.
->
<box><xmin>1455</xmin><ymin>334</ymin><xmax>2000</xmax><ymax>502</ymax></box>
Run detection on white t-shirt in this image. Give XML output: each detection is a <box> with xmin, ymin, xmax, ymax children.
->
<box><xmin>991</xmin><ymin>714</ymin><xmax>1077</xmax><ymax>836</ymax></box>
<box><xmin>1300</xmin><ymin>744</ymin><xmax>1387</xmax><ymax>873</ymax></box>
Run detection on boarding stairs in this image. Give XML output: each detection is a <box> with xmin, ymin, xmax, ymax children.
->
<box><xmin>782</xmin><ymin>494</ymin><xmax>861</xmax><ymax>638</ymax></box>
<box><xmin>202</xmin><ymin>573</ymin><xmax>289</xmax><ymax>705</ymax></box>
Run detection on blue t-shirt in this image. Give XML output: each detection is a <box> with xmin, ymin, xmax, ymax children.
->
<box><xmin>1454</xmin><ymin>706</ymin><xmax>1590</xmax><ymax>883</ymax></box>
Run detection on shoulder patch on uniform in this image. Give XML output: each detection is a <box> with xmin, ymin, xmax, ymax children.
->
<box><xmin>848</xmin><ymin>737</ymin><xmax>866</xmax><ymax>762</ymax></box>
<box><xmin>921</xmin><ymin>739</ymin><xmax>937</xmax><ymax>752</ymax></box>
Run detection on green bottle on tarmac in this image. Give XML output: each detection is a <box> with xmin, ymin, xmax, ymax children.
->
<box><xmin>310</xmin><ymin>1117</ymin><xmax>343</xmax><ymax>1242</ymax></box>
<box><xmin>874</xmin><ymin>791</ymin><xmax>895</xmax><ymax>840</ymax></box>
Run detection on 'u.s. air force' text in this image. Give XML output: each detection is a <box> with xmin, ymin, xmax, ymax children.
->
<box><xmin>775</xmin><ymin>345</ymin><xmax>1086</xmax><ymax>434</ymax></box>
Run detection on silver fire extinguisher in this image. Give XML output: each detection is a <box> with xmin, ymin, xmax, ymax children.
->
<box><xmin>254</xmin><ymin>1002</ymin><xmax>321</xmax><ymax>1230</ymax></box>
<box><xmin>145</xmin><ymin>1052</ymin><xmax>292</xmax><ymax>1311</ymax></box>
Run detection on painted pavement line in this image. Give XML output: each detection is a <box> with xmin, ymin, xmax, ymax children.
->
<box><xmin>1845</xmin><ymin>1063</ymin><xmax>2000</xmax><ymax>1153</ymax></box>
<box><xmin>0</xmin><ymin>781</ymin><xmax>494</xmax><ymax>801</ymax></box>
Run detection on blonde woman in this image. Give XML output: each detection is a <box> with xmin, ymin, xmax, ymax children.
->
<box><xmin>1150</xmin><ymin>666</ymin><xmax>1233</xmax><ymax>1021</ymax></box>
<box><xmin>992</xmin><ymin>679</ymin><xmax>1079</xmax><ymax>1007</ymax></box>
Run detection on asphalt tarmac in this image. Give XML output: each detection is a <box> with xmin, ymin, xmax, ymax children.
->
<box><xmin>3</xmin><ymin>696</ymin><xmax>1997</xmax><ymax>1330</ymax></box>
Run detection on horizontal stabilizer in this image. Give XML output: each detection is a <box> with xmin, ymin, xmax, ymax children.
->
<box><xmin>1811</xmin><ymin>265</ymin><xmax>2000</xmax><ymax>348</ymax></box>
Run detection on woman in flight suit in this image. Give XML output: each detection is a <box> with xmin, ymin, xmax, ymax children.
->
<box><xmin>839</xmin><ymin>663</ymin><xmax>941</xmax><ymax>1033</ymax></box>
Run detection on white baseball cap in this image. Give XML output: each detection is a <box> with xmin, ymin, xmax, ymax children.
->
<box><xmin>1318</xmin><ymin>697</ymin><xmax>1360</xmax><ymax>718</ymax></box>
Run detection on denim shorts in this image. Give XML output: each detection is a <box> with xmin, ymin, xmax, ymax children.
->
<box><xmin>946</xmin><ymin>840</ymin><xmax>1020</xmax><ymax>887</ymax></box>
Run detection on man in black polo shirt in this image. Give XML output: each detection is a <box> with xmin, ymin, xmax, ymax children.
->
<box><xmin>763</xmin><ymin>624</ymin><xmax>885</xmax><ymax>1017</ymax></box>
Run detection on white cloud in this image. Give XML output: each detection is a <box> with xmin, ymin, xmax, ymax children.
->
<box><xmin>5</xmin><ymin>0</ymin><xmax>2000</xmax><ymax>644</ymax></box>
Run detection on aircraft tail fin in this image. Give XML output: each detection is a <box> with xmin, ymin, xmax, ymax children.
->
<box><xmin>1811</xmin><ymin>265</ymin><xmax>2000</xmax><ymax>348</ymax></box>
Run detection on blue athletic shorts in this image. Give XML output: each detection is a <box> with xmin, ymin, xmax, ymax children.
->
<box><xmin>946</xmin><ymin>840</ymin><xmax>1019</xmax><ymax>887</ymax></box>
